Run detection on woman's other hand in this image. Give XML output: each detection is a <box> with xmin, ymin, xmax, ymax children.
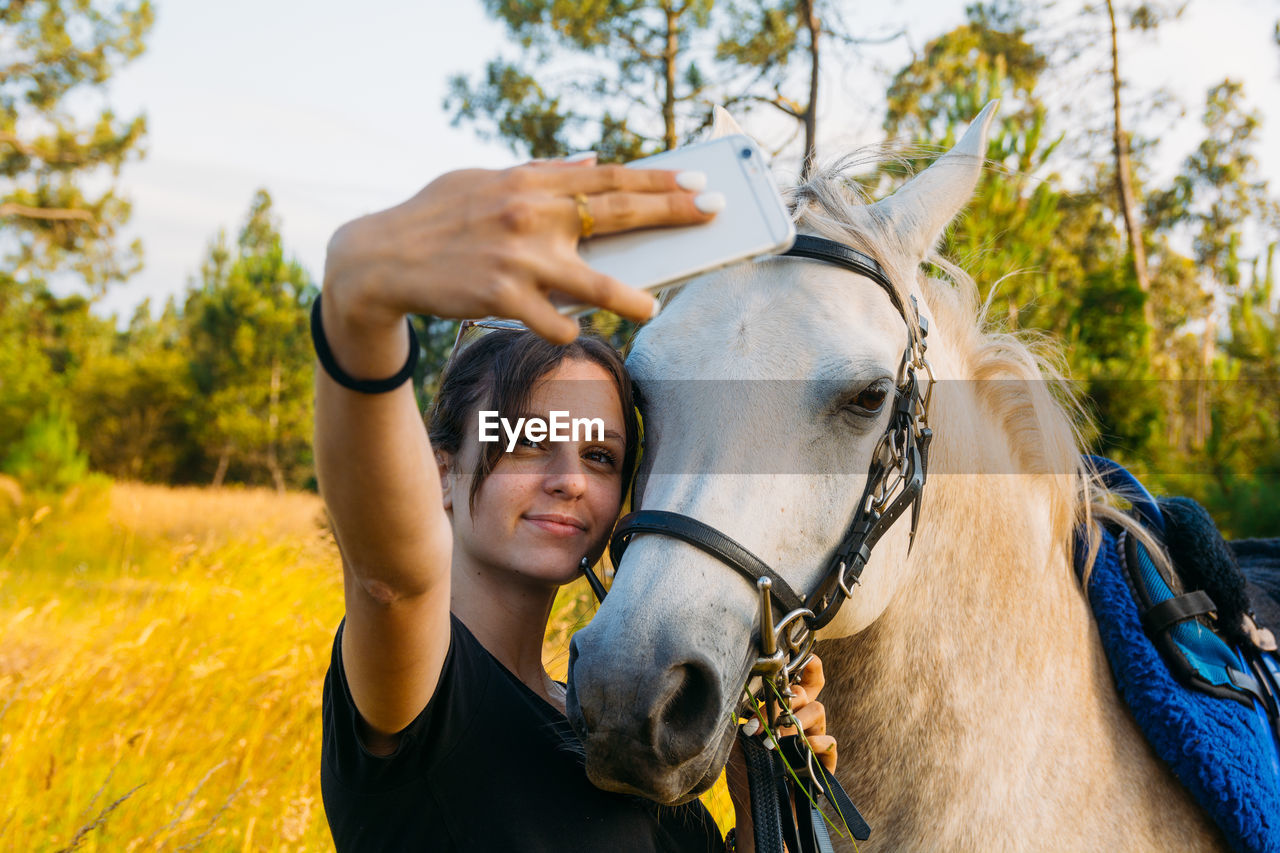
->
<box><xmin>724</xmin><ymin>654</ymin><xmax>838</xmax><ymax>852</ymax></box>
<box><xmin>775</xmin><ymin>655</ymin><xmax>836</xmax><ymax>775</ymax></box>
<box><xmin>322</xmin><ymin>156</ymin><xmax>718</xmax><ymax>344</ymax></box>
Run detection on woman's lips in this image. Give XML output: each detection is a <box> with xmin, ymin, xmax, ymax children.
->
<box><xmin>524</xmin><ymin>514</ymin><xmax>587</xmax><ymax>537</ymax></box>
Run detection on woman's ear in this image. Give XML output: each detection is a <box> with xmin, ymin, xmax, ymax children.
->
<box><xmin>435</xmin><ymin>449</ymin><xmax>454</xmax><ymax>511</ymax></box>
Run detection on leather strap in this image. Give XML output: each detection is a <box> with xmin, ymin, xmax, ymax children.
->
<box><xmin>783</xmin><ymin>235</ymin><xmax>908</xmax><ymax>324</ymax></box>
<box><xmin>779</xmin><ymin>735</ymin><xmax>871</xmax><ymax>846</ymax></box>
<box><xmin>611</xmin><ymin>511</ymin><xmax>807</xmax><ymax>615</ymax></box>
<box><xmin>740</xmin><ymin>732</ymin><xmax>786</xmax><ymax>853</ymax></box>
<box><xmin>1141</xmin><ymin>590</ymin><xmax>1217</xmax><ymax>636</ymax></box>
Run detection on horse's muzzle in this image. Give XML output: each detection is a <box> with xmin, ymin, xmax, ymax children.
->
<box><xmin>565</xmin><ymin>630</ymin><xmax>733</xmax><ymax>803</ymax></box>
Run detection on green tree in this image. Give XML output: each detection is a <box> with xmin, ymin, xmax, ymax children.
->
<box><xmin>446</xmin><ymin>0</ymin><xmax>872</xmax><ymax>164</ymax></box>
<box><xmin>1095</xmin><ymin>0</ymin><xmax>1186</xmax><ymax>304</ymax></box>
<box><xmin>0</xmin><ymin>273</ymin><xmax>116</xmax><ymax>477</ymax></box>
<box><xmin>1145</xmin><ymin>80</ymin><xmax>1279</xmax><ymax>453</ymax></box>
<box><xmin>70</xmin><ymin>297</ymin><xmax>197</xmax><ymax>482</ymax></box>
<box><xmin>1</xmin><ymin>0</ymin><xmax>153</xmax><ymax>291</ymax></box>
<box><xmin>183</xmin><ymin>191</ymin><xmax>317</xmax><ymax>491</ymax></box>
<box><xmin>1197</xmin><ymin>243</ymin><xmax>1280</xmax><ymax>536</ymax></box>
<box><xmin>881</xmin><ymin>5</ymin><xmax>1073</xmax><ymax>334</ymax></box>
<box><xmin>880</xmin><ymin>4</ymin><xmax>1161</xmax><ymax>459</ymax></box>
<box><xmin>715</xmin><ymin>0</ymin><xmax>900</xmax><ymax>176</ymax></box>
<box><xmin>0</xmin><ymin>0</ymin><xmax>152</xmax><ymax>494</ymax></box>
<box><xmin>446</xmin><ymin>0</ymin><xmax>719</xmax><ymax>161</ymax></box>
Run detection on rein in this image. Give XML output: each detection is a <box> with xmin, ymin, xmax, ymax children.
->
<box><xmin>586</xmin><ymin>234</ymin><xmax>936</xmax><ymax>852</ymax></box>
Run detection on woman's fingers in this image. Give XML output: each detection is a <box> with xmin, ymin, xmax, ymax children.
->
<box><xmin>573</xmin><ymin>189</ymin><xmax>718</xmax><ymax>236</ymax></box>
<box><xmin>531</xmin><ymin>163</ymin><xmax>683</xmax><ymax>195</ymax></box>
<box><xmin>524</xmin><ymin>152</ymin><xmax>598</xmax><ymax>170</ymax></box>
<box><xmin>525</xmin><ymin>252</ymin><xmax>657</xmax><ymax>323</ymax></box>
<box><xmin>517</xmin><ymin>163</ymin><xmax>717</xmax><ymax>234</ymax></box>
<box><xmin>808</xmin><ymin>735</ymin><xmax>838</xmax><ymax>774</ymax></box>
<box><xmin>502</xmin><ymin>287</ymin><xmax>581</xmax><ymax>345</ymax></box>
<box><xmin>796</xmin><ymin>655</ymin><xmax>826</xmax><ymax>699</ymax></box>
<box><xmin>775</xmin><ymin>698</ymin><xmax>826</xmax><ymax>738</ymax></box>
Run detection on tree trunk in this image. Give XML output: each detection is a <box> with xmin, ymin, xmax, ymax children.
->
<box><xmin>799</xmin><ymin>0</ymin><xmax>821</xmax><ymax>179</ymax></box>
<box><xmin>662</xmin><ymin>2</ymin><xmax>678</xmax><ymax>151</ymax></box>
<box><xmin>212</xmin><ymin>442</ymin><xmax>232</xmax><ymax>488</ymax></box>
<box><xmin>267</xmin><ymin>359</ymin><xmax>285</xmax><ymax>493</ymax></box>
<box><xmin>1106</xmin><ymin>0</ymin><xmax>1152</xmax><ymax>324</ymax></box>
<box><xmin>1194</xmin><ymin>313</ymin><xmax>1215</xmax><ymax>449</ymax></box>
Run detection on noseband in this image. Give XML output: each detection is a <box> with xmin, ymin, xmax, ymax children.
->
<box><xmin>603</xmin><ymin>234</ymin><xmax>935</xmax><ymax>701</ymax></box>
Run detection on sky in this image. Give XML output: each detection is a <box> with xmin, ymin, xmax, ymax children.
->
<box><xmin>78</xmin><ymin>0</ymin><xmax>1280</xmax><ymax>324</ymax></box>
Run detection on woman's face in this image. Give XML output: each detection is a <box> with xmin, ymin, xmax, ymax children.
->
<box><xmin>443</xmin><ymin>357</ymin><xmax>628</xmax><ymax>586</ymax></box>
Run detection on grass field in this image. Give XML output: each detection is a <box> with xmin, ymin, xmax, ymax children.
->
<box><xmin>0</xmin><ymin>481</ymin><xmax>731</xmax><ymax>851</ymax></box>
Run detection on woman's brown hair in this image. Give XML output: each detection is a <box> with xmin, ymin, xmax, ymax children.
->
<box><xmin>426</xmin><ymin>329</ymin><xmax>640</xmax><ymax>511</ymax></box>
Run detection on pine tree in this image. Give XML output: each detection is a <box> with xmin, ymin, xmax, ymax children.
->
<box><xmin>183</xmin><ymin>191</ymin><xmax>317</xmax><ymax>491</ymax></box>
<box><xmin>1</xmin><ymin>0</ymin><xmax>153</xmax><ymax>291</ymax></box>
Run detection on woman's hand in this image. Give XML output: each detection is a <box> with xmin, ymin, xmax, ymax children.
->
<box><xmin>725</xmin><ymin>655</ymin><xmax>838</xmax><ymax>852</ymax></box>
<box><xmin>322</xmin><ymin>157</ymin><xmax>718</xmax><ymax>345</ymax></box>
<box><xmin>775</xmin><ymin>655</ymin><xmax>836</xmax><ymax>775</ymax></box>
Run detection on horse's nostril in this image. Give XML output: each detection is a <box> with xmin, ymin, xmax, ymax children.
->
<box><xmin>654</xmin><ymin>659</ymin><xmax>721</xmax><ymax>760</ymax></box>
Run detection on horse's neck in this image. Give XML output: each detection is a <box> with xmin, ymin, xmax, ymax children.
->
<box><xmin>820</xmin><ymin>474</ymin><xmax>1223</xmax><ymax>851</ymax></box>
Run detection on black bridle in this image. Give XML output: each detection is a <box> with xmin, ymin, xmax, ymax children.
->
<box><xmin>606</xmin><ymin>234</ymin><xmax>934</xmax><ymax>692</ymax></box>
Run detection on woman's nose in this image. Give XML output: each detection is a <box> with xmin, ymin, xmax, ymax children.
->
<box><xmin>543</xmin><ymin>451</ymin><xmax>589</xmax><ymax>498</ymax></box>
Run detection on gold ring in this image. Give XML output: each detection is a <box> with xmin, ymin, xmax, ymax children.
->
<box><xmin>574</xmin><ymin>193</ymin><xmax>595</xmax><ymax>239</ymax></box>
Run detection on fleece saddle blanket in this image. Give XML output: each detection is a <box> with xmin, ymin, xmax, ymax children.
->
<box><xmin>1077</xmin><ymin>458</ymin><xmax>1280</xmax><ymax>853</ymax></box>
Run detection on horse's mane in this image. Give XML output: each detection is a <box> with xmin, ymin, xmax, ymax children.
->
<box><xmin>784</xmin><ymin>154</ymin><xmax>1172</xmax><ymax>582</ymax></box>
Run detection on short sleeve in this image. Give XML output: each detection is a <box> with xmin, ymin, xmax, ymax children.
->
<box><xmin>321</xmin><ymin>616</ymin><xmax>491</xmax><ymax>792</ymax></box>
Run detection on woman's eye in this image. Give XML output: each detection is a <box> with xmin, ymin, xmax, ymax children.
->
<box><xmin>517</xmin><ymin>437</ymin><xmax>544</xmax><ymax>451</ymax></box>
<box><xmin>586</xmin><ymin>448</ymin><xmax>619</xmax><ymax>467</ymax></box>
<box><xmin>846</xmin><ymin>383</ymin><xmax>890</xmax><ymax>415</ymax></box>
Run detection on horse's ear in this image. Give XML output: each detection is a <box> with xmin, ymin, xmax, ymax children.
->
<box><xmin>709</xmin><ymin>106</ymin><xmax>746</xmax><ymax>139</ymax></box>
<box><xmin>870</xmin><ymin>100</ymin><xmax>999</xmax><ymax>261</ymax></box>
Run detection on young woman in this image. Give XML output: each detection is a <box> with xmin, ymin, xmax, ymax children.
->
<box><xmin>313</xmin><ymin>157</ymin><xmax>835</xmax><ymax>851</ymax></box>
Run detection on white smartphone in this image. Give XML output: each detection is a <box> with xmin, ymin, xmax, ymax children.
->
<box><xmin>558</xmin><ymin>135</ymin><xmax>796</xmax><ymax>314</ymax></box>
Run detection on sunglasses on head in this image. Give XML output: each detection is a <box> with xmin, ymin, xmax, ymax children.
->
<box><xmin>445</xmin><ymin>318</ymin><xmax>530</xmax><ymax>371</ymax></box>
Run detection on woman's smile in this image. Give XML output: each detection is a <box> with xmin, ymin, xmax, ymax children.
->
<box><xmin>523</xmin><ymin>512</ymin><xmax>588</xmax><ymax>536</ymax></box>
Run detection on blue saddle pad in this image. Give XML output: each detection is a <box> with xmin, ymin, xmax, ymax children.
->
<box><xmin>1085</xmin><ymin>525</ymin><xmax>1280</xmax><ymax>852</ymax></box>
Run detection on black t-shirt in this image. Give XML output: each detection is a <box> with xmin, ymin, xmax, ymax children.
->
<box><xmin>321</xmin><ymin>614</ymin><xmax>727</xmax><ymax>852</ymax></box>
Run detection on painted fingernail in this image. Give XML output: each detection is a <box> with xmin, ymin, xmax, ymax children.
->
<box><xmin>741</xmin><ymin>718</ymin><xmax>760</xmax><ymax>736</ymax></box>
<box><xmin>762</xmin><ymin>735</ymin><xmax>778</xmax><ymax>750</ymax></box>
<box><xmin>649</xmin><ymin>297</ymin><xmax>662</xmax><ymax>320</ymax></box>
<box><xmin>564</xmin><ymin>151</ymin><xmax>597</xmax><ymax>163</ymax></box>
<box><xmin>694</xmin><ymin>191</ymin><xmax>725</xmax><ymax>214</ymax></box>
<box><xmin>675</xmin><ymin>170</ymin><xmax>707</xmax><ymax>191</ymax></box>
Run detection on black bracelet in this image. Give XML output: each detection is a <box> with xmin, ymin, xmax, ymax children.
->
<box><xmin>310</xmin><ymin>297</ymin><xmax>420</xmax><ymax>394</ymax></box>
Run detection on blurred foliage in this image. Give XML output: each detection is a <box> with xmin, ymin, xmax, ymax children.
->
<box><xmin>1</xmin><ymin>188</ymin><xmax>318</xmax><ymax>493</ymax></box>
<box><xmin>1</xmin><ymin>401</ymin><xmax>88</xmax><ymax>493</ymax></box>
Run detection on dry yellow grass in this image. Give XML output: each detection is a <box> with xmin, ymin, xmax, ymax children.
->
<box><xmin>0</xmin><ymin>483</ymin><xmax>732</xmax><ymax>851</ymax></box>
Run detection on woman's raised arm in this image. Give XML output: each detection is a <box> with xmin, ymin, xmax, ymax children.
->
<box><xmin>314</xmin><ymin>162</ymin><xmax>715</xmax><ymax>748</ymax></box>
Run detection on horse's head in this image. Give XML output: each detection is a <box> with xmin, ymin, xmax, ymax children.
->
<box><xmin>565</xmin><ymin>105</ymin><xmax>1000</xmax><ymax>803</ymax></box>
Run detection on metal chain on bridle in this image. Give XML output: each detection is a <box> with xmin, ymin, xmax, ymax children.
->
<box><xmin>584</xmin><ymin>234</ymin><xmax>935</xmax><ymax>852</ymax></box>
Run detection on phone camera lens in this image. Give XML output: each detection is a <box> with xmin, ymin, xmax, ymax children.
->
<box><xmin>740</xmin><ymin>147</ymin><xmax>752</xmax><ymax>159</ymax></box>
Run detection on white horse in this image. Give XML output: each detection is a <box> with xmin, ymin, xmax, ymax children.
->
<box><xmin>565</xmin><ymin>105</ymin><xmax>1227</xmax><ymax>850</ymax></box>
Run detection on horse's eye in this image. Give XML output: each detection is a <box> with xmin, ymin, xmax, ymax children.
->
<box><xmin>846</xmin><ymin>382</ymin><xmax>890</xmax><ymax>415</ymax></box>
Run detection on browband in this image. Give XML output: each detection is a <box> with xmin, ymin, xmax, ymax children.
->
<box><xmin>783</xmin><ymin>234</ymin><xmax>910</xmax><ymax>325</ymax></box>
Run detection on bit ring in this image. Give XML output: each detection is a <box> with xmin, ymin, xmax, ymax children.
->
<box><xmin>574</xmin><ymin>193</ymin><xmax>595</xmax><ymax>239</ymax></box>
